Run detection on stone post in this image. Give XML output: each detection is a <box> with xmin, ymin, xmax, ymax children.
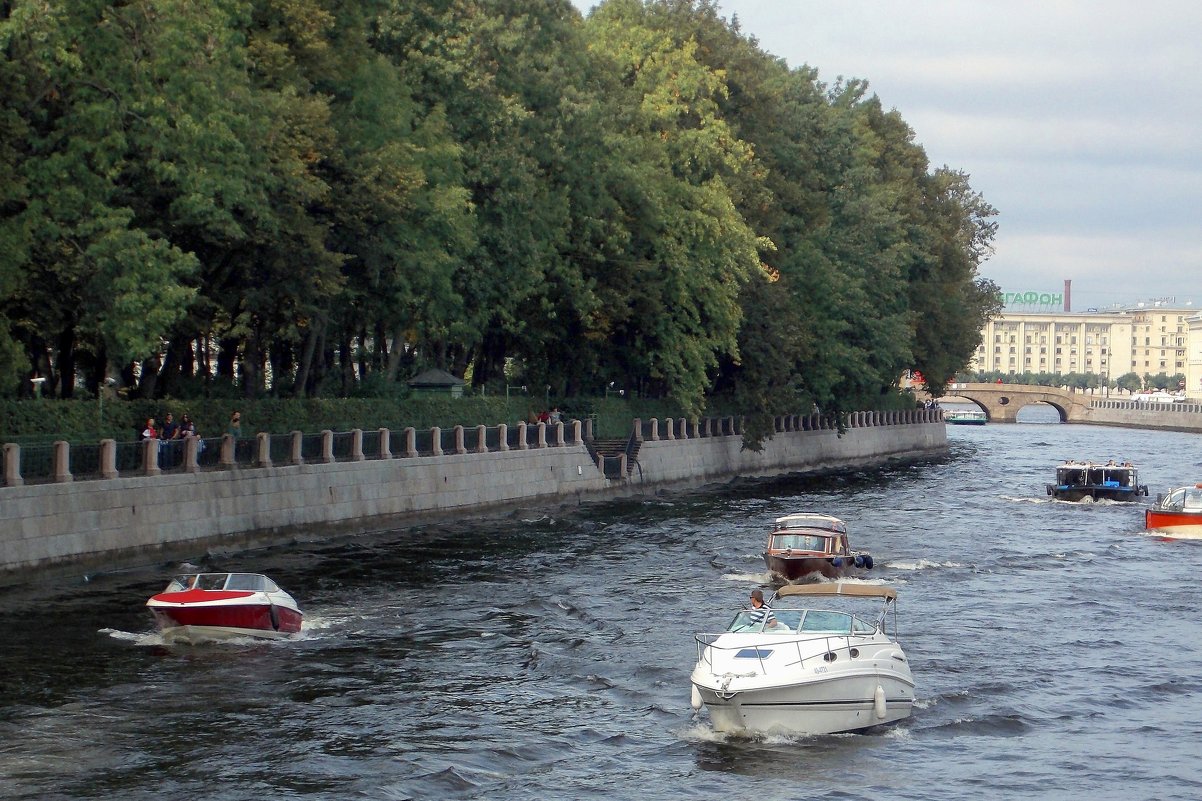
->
<box><xmin>321</xmin><ymin>430</ymin><xmax>334</xmax><ymax>463</ymax></box>
<box><xmin>517</xmin><ymin>422</ymin><xmax>528</xmax><ymax>450</ymax></box>
<box><xmin>2</xmin><ymin>443</ymin><xmax>21</xmax><ymax>487</ymax></box>
<box><xmin>100</xmin><ymin>439</ymin><xmax>118</xmax><ymax>480</ymax></box>
<box><xmin>650</xmin><ymin>418</ymin><xmax>660</xmax><ymax>441</ymax></box>
<box><xmin>53</xmin><ymin>440</ymin><xmax>72</xmax><ymax>483</ymax></box>
<box><xmin>291</xmin><ymin>431</ymin><xmax>304</xmax><ymax>465</ymax></box>
<box><xmin>536</xmin><ymin>422</ymin><xmax>548</xmax><ymax>448</ymax></box>
<box><xmin>256</xmin><ymin>432</ymin><xmax>272</xmax><ymax>468</ymax></box>
<box><xmin>554</xmin><ymin>421</ymin><xmax>565</xmax><ymax>447</ymax></box>
<box><xmin>476</xmin><ymin>425</ymin><xmax>488</xmax><ymax>454</ymax></box>
<box><xmin>570</xmin><ymin>419</ymin><xmax>583</xmax><ymax>446</ymax></box>
<box><xmin>453</xmin><ymin>425</ymin><xmax>467</xmax><ymax>455</ymax></box>
<box><xmin>404</xmin><ymin>427</ymin><xmax>418</xmax><ymax>458</ymax></box>
<box><xmin>498</xmin><ymin>424</ymin><xmax>510</xmax><ymax>451</ymax></box>
<box><xmin>219</xmin><ymin>434</ymin><xmax>235</xmax><ymax>467</ymax></box>
<box><xmin>379</xmin><ymin>428</ymin><xmax>392</xmax><ymax>459</ymax></box>
<box><xmin>182</xmin><ymin>436</ymin><xmax>199</xmax><ymax>474</ymax></box>
<box><xmin>431</xmin><ymin>427</ymin><xmax>443</xmax><ymax>456</ymax></box>
<box><xmin>144</xmin><ymin>438</ymin><xmax>162</xmax><ymax>477</ymax></box>
<box><xmin>351</xmin><ymin>429</ymin><xmax>365</xmax><ymax>461</ymax></box>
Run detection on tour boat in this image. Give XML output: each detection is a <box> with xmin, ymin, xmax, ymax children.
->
<box><xmin>762</xmin><ymin>514</ymin><xmax>873</xmax><ymax>582</ymax></box>
<box><xmin>146</xmin><ymin>572</ymin><xmax>303</xmax><ymax>644</ymax></box>
<box><xmin>690</xmin><ymin>583</ymin><xmax>914</xmax><ymax>735</ymax></box>
<box><xmin>1046</xmin><ymin>461</ymin><xmax>1148</xmax><ymax>502</ymax></box>
<box><xmin>1145</xmin><ymin>484</ymin><xmax>1202</xmax><ymax>537</ymax></box>
<box><xmin>942</xmin><ymin>408</ymin><xmax>987</xmax><ymax>425</ymax></box>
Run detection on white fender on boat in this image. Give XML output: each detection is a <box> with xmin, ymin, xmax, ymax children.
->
<box><xmin>874</xmin><ymin>685</ymin><xmax>887</xmax><ymax>719</ymax></box>
<box><xmin>691</xmin><ymin>684</ymin><xmax>703</xmax><ymax>711</ymax></box>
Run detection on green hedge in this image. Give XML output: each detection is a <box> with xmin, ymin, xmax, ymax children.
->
<box><xmin>0</xmin><ymin>395</ymin><xmax>689</xmax><ymax>445</ymax></box>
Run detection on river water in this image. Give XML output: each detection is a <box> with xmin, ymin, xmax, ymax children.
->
<box><xmin>2</xmin><ymin>406</ymin><xmax>1201</xmax><ymax>801</ymax></box>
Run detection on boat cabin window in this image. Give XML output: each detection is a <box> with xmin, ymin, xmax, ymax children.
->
<box><xmin>771</xmin><ymin>534</ymin><xmax>828</xmax><ymax>552</ymax></box>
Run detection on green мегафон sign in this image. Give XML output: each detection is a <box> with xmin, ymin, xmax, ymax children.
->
<box><xmin>1003</xmin><ymin>292</ymin><xmax>1064</xmax><ymax>310</ymax></box>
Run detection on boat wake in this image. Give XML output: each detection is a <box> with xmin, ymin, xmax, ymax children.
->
<box><xmin>99</xmin><ymin>628</ymin><xmax>164</xmax><ymax>646</ymax></box>
<box><xmin>721</xmin><ymin>571</ymin><xmax>775</xmax><ymax>585</ymax></box>
<box><xmin>888</xmin><ymin>559</ymin><xmax>962</xmax><ymax>572</ymax></box>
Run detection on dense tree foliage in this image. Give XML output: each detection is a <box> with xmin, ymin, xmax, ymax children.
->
<box><xmin>0</xmin><ymin>0</ymin><xmax>1000</xmax><ymax>429</ymax></box>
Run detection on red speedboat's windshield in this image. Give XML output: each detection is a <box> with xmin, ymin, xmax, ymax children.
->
<box><xmin>161</xmin><ymin>573</ymin><xmax>281</xmax><ymax>593</ymax></box>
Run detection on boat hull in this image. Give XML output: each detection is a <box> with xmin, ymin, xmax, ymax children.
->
<box><xmin>763</xmin><ymin>554</ymin><xmax>870</xmax><ymax>581</ymax></box>
<box><xmin>1145</xmin><ymin>509</ymin><xmax>1202</xmax><ymax>536</ymax></box>
<box><xmin>1047</xmin><ymin>486</ymin><xmax>1143</xmax><ymax>502</ymax></box>
<box><xmin>693</xmin><ymin>670</ymin><xmax>914</xmax><ymax>735</ymax></box>
<box><xmin>148</xmin><ymin>601</ymin><xmax>302</xmax><ymax>643</ymax></box>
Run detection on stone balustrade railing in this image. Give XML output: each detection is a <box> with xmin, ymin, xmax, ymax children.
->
<box><xmin>1</xmin><ymin>407</ymin><xmax>942</xmax><ymax>488</ymax></box>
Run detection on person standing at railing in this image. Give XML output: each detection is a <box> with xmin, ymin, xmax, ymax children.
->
<box><xmin>227</xmin><ymin>411</ymin><xmax>242</xmax><ymax>439</ymax></box>
<box><xmin>140</xmin><ymin>418</ymin><xmax>157</xmax><ymax>440</ymax></box>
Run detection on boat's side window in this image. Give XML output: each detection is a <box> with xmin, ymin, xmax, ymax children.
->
<box><xmin>1183</xmin><ymin>489</ymin><xmax>1202</xmax><ymax>511</ymax></box>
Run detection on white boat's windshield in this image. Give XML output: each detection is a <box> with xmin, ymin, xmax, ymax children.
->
<box><xmin>225</xmin><ymin>573</ymin><xmax>279</xmax><ymax>592</ymax></box>
<box><xmin>726</xmin><ymin>607</ymin><xmax>877</xmax><ymax>635</ymax></box>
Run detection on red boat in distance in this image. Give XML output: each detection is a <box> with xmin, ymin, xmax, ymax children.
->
<box><xmin>1145</xmin><ymin>484</ymin><xmax>1202</xmax><ymax>538</ymax></box>
<box><xmin>762</xmin><ymin>514</ymin><xmax>874</xmax><ymax>582</ymax></box>
<box><xmin>146</xmin><ymin>572</ymin><xmax>303</xmax><ymax>644</ymax></box>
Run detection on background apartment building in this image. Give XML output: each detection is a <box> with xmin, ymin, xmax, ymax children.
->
<box><xmin>970</xmin><ymin>303</ymin><xmax>1195</xmax><ymax>385</ymax></box>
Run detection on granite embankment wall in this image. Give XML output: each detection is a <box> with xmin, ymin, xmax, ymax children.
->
<box><xmin>0</xmin><ymin>412</ymin><xmax>946</xmax><ymax>577</ymax></box>
<box><xmin>1084</xmin><ymin>400</ymin><xmax>1202</xmax><ymax>433</ymax></box>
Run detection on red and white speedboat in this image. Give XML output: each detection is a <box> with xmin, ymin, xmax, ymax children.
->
<box><xmin>146</xmin><ymin>572</ymin><xmax>303</xmax><ymax>644</ymax></box>
<box><xmin>1145</xmin><ymin>484</ymin><xmax>1202</xmax><ymax>538</ymax></box>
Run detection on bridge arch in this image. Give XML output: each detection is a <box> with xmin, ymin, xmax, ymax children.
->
<box><xmin>941</xmin><ymin>383</ymin><xmax>1090</xmax><ymax>423</ymax></box>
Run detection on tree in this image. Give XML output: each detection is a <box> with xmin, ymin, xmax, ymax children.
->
<box><xmin>1114</xmin><ymin>372</ymin><xmax>1142</xmax><ymax>393</ymax></box>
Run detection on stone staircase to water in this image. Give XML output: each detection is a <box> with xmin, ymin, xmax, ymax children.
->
<box><xmin>586</xmin><ymin>437</ymin><xmax>642</xmax><ymax>478</ymax></box>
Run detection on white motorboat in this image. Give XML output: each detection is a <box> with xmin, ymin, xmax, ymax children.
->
<box><xmin>689</xmin><ymin>583</ymin><xmax>914</xmax><ymax>735</ymax></box>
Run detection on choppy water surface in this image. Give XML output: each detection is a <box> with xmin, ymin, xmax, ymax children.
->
<box><xmin>3</xmin><ymin>407</ymin><xmax>1202</xmax><ymax>801</ymax></box>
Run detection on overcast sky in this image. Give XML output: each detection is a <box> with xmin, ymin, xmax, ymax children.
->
<box><xmin>572</xmin><ymin>0</ymin><xmax>1202</xmax><ymax>313</ymax></box>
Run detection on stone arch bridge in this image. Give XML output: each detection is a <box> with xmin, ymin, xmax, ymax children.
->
<box><xmin>941</xmin><ymin>383</ymin><xmax>1091</xmax><ymax>423</ymax></box>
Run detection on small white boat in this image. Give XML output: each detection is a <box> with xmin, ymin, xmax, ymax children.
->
<box><xmin>942</xmin><ymin>407</ymin><xmax>987</xmax><ymax>425</ymax></box>
<box><xmin>689</xmin><ymin>583</ymin><xmax>914</xmax><ymax>735</ymax></box>
<box><xmin>146</xmin><ymin>572</ymin><xmax>303</xmax><ymax>644</ymax></box>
